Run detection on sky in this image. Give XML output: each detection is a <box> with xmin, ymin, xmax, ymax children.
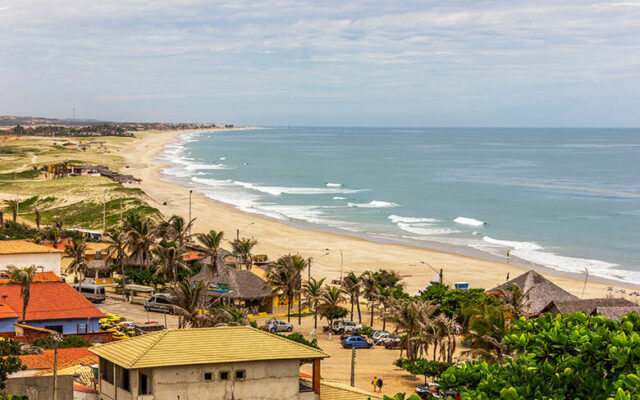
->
<box><xmin>0</xmin><ymin>0</ymin><xmax>639</xmax><ymax>127</ymax></box>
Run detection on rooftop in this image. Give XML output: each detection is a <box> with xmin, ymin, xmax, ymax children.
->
<box><xmin>541</xmin><ymin>297</ymin><xmax>638</xmax><ymax>316</ymax></box>
<box><xmin>90</xmin><ymin>326</ymin><xmax>328</xmax><ymax>369</ymax></box>
<box><xmin>320</xmin><ymin>380</ymin><xmax>383</xmax><ymax>400</ymax></box>
<box><xmin>17</xmin><ymin>347</ymin><xmax>96</xmax><ymax>370</ymax></box>
<box><xmin>0</xmin><ymin>240</ymin><xmax>64</xmax><ymax>255</ymax></box>
<box><xmin>0</xmin><ymin>280</ymin><xmax>104</xmax><ymax>321</ymax></box>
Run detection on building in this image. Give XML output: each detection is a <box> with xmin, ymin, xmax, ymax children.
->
<box><xmin>0</xmin><ymin>273</ymin><xmax>104</xmax><ymax>333</ymax></box>
<box><xmin>487</xmin><ymin>270</ymin><xmax>578</xmax><ymax>315</ymax></box>
<box><xmin>11</xmin><ymin>347</ymin><xmax>96</xmax><ymax>377</ymax></box>
<box><xmin>0</xmin><ymin>240</ymin><xmax>63</xmax><ymax>276</ymax></box>
<box><xmin>90</xmin><ymin>326</ymin><xmax>328</xmax><ymax>400</ymax></box>
<box><xmin>539</xmin><ymin>297</ymin><xmax>638</xmax><ymax>317</ymax></box>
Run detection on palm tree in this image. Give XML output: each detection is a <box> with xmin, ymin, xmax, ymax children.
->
<box><xmin>462</xmin><ymin>300</ymin><xmax>509</xmax><ymax>363</ymax></box>
<box><xmin>265</xmin><ymin>256</ymin><xmax>298</xmax><ymax>323</ymax></box>
<box><xmin>169</xmin><ymin>279</ymin><xmax>206</xmax><ymax>328</ymax></box>
<box><xmin>386</xmin><ymin>299</ymin><xmax>439</xmax><ymax>361</ymax></box>
<box><xmin>203</xmin><ymin>303</ymin><xmax>250</xmax><ymax>327</ymax></box>
<box><xmin>231</xmin><ymin>238</ymin><xmax>256</xmax><ymax>270</ymax></box>
<box><xmin>34</xmin><ymin>207</ymin><xmax>41</xmax><ymax>230</ymax></box>
<box><xmin>303</xmin><ymin>277</ymin><xmax>326</xmax><ymax>330</ymax></box>
<box><xmin>341</xmin><ymin>272</ymin><xmax>363</xmax><ymax>323</ymax></box>
<box><xmin>152</xmin><ymin>240</ymin><xmax>188</xmax><ymax>284</ymax></box>
<box><xmin>317</xmin><ymin>285</ymin><xmax>345</xmax><ymax>331</ymax></box>
<box><xmin>360</xmin><ymin>271</ymin><xmax>381</xmax><ymax>328</ymax></box>
<box><xmin>289</xmin><ymin>255</ymin><xmax>308</xmax><ymax>326</ymax></box>
<box><xmin>432</xmin><ymin>314</ymin><xmax>458</xmax><ymax>362</ymax></box>
<box><xmin>197</xmin><ymin>230</ymin><xmax>224</xmax><ymax>276</ymax></box>
<box><xmin>107</xmin><ymin>227</ymin><xmax>129</xmax><ymax>296</ymax></box>
<box><xmin>166</xmin><ymin>215</ymin><xmax>195</xmax><ymax>249</ymax></box>
<box><xmin>65</xmin><ymin>238</ymin><xmax>88</xmax><ymax>292</ymax></box>
<box><xmin>3</xmin><ymin>199</ymin><xmax>18</xmax><ymax>223</ymax></box>
<box><xmin>494</xmin><ymin>284</ymin><xmax>530</xmax><ymax>321</ymax></box>
<box><xmin>38</xmin><ymin>226</ymin><xmax>61</xmax><ymax>244</ymax></box>
<box><xmin>7</xmin><ymin>265</ymin><xmax>37</xmax><ymax>322</ymax></box>
<box><xmin>123</xmin><ymin>214</ymin><xmax>157</xmax><ymax>269</ymax></box>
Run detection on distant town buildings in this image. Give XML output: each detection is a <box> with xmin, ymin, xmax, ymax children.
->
<box><xmin>0</xmin><ymin>240</ymin><xmax>64</xmax><ymax>276</ymax></box>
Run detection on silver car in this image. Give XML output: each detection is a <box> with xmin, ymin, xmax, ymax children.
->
<box><xmin>144</xmin><ymin>293</ymin><xmax>176</xmax><ymax>314</ymax></box>
<box><xmin>265</xmin><ymin>319</ymin><xmax>293</xmax><ymax>332</ymax></box>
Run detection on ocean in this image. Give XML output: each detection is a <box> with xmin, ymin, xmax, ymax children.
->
<box><xmin>158</xmin><ymin>127</ymin><xmax>640</xmax><ymax>284</ymax></box>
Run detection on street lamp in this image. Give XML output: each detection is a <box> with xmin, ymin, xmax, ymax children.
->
<box><xmin>236</xmin><ymin>222</ymin><xmax>254</xmax><ymax>241</ymax></box>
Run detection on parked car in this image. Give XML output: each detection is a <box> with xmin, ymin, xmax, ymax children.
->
<box><xmin>370</xmin><ymin>330</ymin><xmax>391</xmax><ymax>344</ymax></box>
<box><xmin>340</xmin><ymin>332</ymin><xmax>365</xmax><ymax>341</ymax></box>
<box><xmin>341</xmin><ymin>335</ymin><xmax>373</xmax><ymax>349</ymax></box>
<box><xmin>74</xmin><ymin>283</ymin><xmax>106</xmax><ymax>303</ymax></box>
<box><xmin>324</xmin><ymin>320</ymin><xmax>363</xmax><ymax>334</ymax></box>
<box><xmin>144</xmin><ymin>293</ymin><xmax>176</xmax><ymax>314</ymax></box>
<box><xmin>383</xmin><ymin>336</ymin><xmax>403</xmax><ymax>349</ymax></box>
<box><xmin>264</xmin><ymin>319</ymin><xmax>293</xmax><ymax>332</ymax></box>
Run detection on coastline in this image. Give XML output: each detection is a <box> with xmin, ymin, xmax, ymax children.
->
<box><xmin>120</xmin><ymin>129</ymin><xmax>640</xmax><ymax>296</ymax></box>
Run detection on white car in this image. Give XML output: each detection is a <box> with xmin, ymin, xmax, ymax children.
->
<box><xmin>265</xmin><ymin>319</ymin><xmax>293</xmax><ymax>332</ymax></box>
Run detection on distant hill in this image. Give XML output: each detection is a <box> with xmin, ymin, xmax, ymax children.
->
<box><xmin>0</xmin><ymin>115</ymin><xmax>109</xmax><ymax>126</ymax></box>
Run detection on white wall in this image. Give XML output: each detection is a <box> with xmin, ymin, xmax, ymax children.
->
<box><xmin>0</xmin><ymin>253</ymin><xmax>61</xmax><ymax>276</ymax></box>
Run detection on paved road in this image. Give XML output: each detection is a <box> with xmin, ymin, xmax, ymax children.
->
<box><xmin>97</xmin><ymin>298</ymin><xmax>180</xmax><ymax>329</ymax></box>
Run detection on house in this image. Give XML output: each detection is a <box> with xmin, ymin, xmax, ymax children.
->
<box><xmin>90</xmin><ymin>326</ymin><xmax>328</xmax><ymax>400</ymax></box>
<box><xmin>0</xmin><ymin>240</ymin><xmax>63</xmax><ymax>276</ymax></box>
<box><xmin>593</xmin><ymin>306</ymin><xmax>640</xmax><ymax>320</ymax></box>
<box><xmin>487</xmin><ymin>270</ymin><xmax>578</xmax><ymax>315</ymax></box>
<box><xmin>539</xmin><ymin>297</ymin><xmax>638</xmax><ymax>317</ymax></box>
<box><xmin>11</xmin><ymin>347</ymin><xmax>96</xmax><ymax>377</ymax></box>
<box><xmin>0</xmin><ymin>273</ymin><xmax>104</xmax><ymax>333</ymax></box>
<box><xmin>0</xmin><ymin>303</ymin><xmax>19</xmax><ymax>332</ymax></box>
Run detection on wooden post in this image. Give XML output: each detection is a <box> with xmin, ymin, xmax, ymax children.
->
<box><xmin>439</xmin><ymin>268</ymin><xmax>443</xmax><ymax>285</ymax></box>
<box><xmin>350</xmin><ymin>347</ymin><xmax>356</xmax><ymax>387</ymax></box>
<box><xmin>52</xmin><ymin>341</ymin><xmax>58</xmax><ymax>400</ymax></box>
<box><xmin>114</xmin><ymin>364</ymin><xmax>118</xmax><ymax>400</ymax></box>
<box><xmin>312</xmin><ymin>359</ymin><xmax>321</xmax><ymax>394</ymax></box>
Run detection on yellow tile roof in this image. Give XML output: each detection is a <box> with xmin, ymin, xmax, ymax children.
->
<box><xmin>0</xmin><ymin>240</ymin><xmax>64</xmax><ymax>255</ymax></box>
<box><xmin>89</xmin><ymin>326</ymin><xmax>328</xmax><ymax>369</ymax></box>
<box><xmin>320</xmin><ymin>380</ymin><xmax>383</xmax><ymax>400</ymax></box>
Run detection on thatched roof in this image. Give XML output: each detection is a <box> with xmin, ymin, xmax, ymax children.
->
<box><xmin>541</xmin><ymin>297</ymin><xmax>637</xmax><ymax>316</ymax></box>
<box><xmin>86</xmin><ymin>250</ymin><xmax>110</xmax><ymax>271</ymax></box>
<box><xmin>594</xmin><ymin>306</ymin><xmax>640</xmax><ymax>320</ymax></box>
<box><xmin>488</xmin><ymin>270</ymin><xmax>578</xmax><ymax>314</ymax></box>
<box><xmin>190</xmin><ymin>265</ymin><xmax>273</xmax><ymax>300</ymax></box>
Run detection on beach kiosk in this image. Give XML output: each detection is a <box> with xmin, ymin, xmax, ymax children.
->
<box><xmin>454</xmin><ymin>282</ymin><xmax>469</xmax><ymax>290</ymax></box>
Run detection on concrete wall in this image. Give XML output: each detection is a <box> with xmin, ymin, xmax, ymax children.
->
<box><xmin>0</xmin><ymin>317</ymin><xmax>18</xmax><ymax>332</ymax></box>
<box><xmin>26</xmin><ymin>317</ymin><xmax>101</xmax><ymax>334</ymax></box>
<box><xmin>0</xmin><ymin>253</ymin><xmax>62</xmax><ymax>276</ymax></box>
<box><xmin>98</xmin><ymin>359</ymin><xmax>314</xmax><ymax>400</ymax></box>
<box><xmin>6</xmin><ymin>374</ymin><xmax>74</xmax><ymax>400</ymax></box>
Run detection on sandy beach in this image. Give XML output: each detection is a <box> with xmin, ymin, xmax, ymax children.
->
<box><xmin>119</xmin><ymin>129</ymin><xmax>635</xmax><ymax>298</ymax></box>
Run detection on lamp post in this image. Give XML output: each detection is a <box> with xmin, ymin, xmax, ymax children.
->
<box><xmin>102</xmin><ymin>191</ymin><xmax>107</xmax><ymax>234</ymax></box>
<box><xmin>236</xmin><ymin>222</ymin><xmax>254</xmax><ymax>241</ymax></box>
<box><xmin>188</xmin><ymin>189</ymin><xmax>193</xmax><ymax>234</ymax></box>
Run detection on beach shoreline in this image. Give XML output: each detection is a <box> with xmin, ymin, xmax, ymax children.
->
<box><xmin>119</xmin><ymin>128</ymin><xmax>640</xmax><ymax>297</ymax></box>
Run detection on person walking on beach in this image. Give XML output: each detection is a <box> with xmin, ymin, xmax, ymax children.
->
<box><xmin>506</xmin><ymin>272</ymin><xmax>510</xmax><ymax>281</ymax></box>
<box><xmin>377</xmin><ymin>376</ymin><xmax>384</xmax><ymax>392</ymax></box>
<box><xmin>371</xmin><ymin>376</ymin><xmax>378</xmax><ymax>392</ymax></box>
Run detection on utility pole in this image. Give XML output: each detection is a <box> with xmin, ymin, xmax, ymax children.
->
<box><xmin>188</xmin><ymin>189</ymin><xmax>193</xmax><ymax>234</ymax></box>
<box><xmin>350</xmin><ymin>347</ymin><xmax>356</xmax><ymax>387</ymax></box>
<box><xmin>439</xmin><ymin>268</ymin><xmax>443</xmax><ymax>285</ymax></box>
<box><xmin>52</xmin><ymin>332</ymin><xmax>63</xmax><ymax>400</ymax></box>
<box><xmin>102</xmin><ymin>191</ymin><xmax>107</xmax><ymax>234</ymax></box>
<box><xmin>339</xmin><ymin>250</ymin><xmax>344</xmax><ymax>282</ymax></box>
<box><xmin>236</xmin><ymin>228</ymin><xmax>239</xmax><ymax>241</ymax></box>
<box><xmin>120</xmin><ymin>196</ymin><xmax>123</xmax><ymax>222</ymax></box>
<box><xmin>308</xmin><ymin>258</ymin><xmax>312</xmax><ymax>282</ymax></box>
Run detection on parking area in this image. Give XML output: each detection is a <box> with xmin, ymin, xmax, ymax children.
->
<box><xmin>97</xmin><ymin>298</ymin><xmax>180</xmax><ymax>329</ymax></box>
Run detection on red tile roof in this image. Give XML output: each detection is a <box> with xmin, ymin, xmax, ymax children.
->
<box><xmin>0</xmin><ymin>272</ymin><xmax>62</xmax><ymax>285</ymax></box>
<box><xmin>183</xmin><ymin>251</ymin><xmax>203</xmax><ymax>261</ymax></box>
<box><xmin>0</xmin><ymin>282</ymin><xmax>104</xmax><ymax>321</ymax></box>
<box><xmin>17</xmin><ymin>347</ymin><xmax>96</xmax><ymax>370</ymax></box>
<box><xmin>0</xmin><ymin>303</ymin><xmax>18</xmax><ymax>319</ymax></box>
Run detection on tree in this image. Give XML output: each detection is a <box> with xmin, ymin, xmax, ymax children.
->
<box><xmin>34</xmin><ymin>207</ymin><xmax>41</xmax><ymax>230</ymax></box>
<box><xmin>265</xmin><ymin>255</ymin><xmax>300</xmax><ymax>323</ymax></box>
<box><xmin>494</xmin><ymin>284</ymin><xmax>530</xmax><ymax>321</ymax></box>
<box><xmin>6</xmin><ymin>265</ymin><xmax>36</xmax><ymax>322</ymax></box>
<box><xmin>461</xmin><ymin>299</ymin><xmax>509</xmax><ymax>363</ymax></box>
<box><xmin>65</xmin><ymin>238</ymin><xmax>88</xmax><ymax>292</ymax></box>
<box><xmin>165</xmin><ymin>215</ymin><xmax>194</xmax><ymax>249</ymax></box>
<box><xmin>341</xmin><ymin>272</ymin><xmax>362</xmax><ymax>323</ymax></box>
<box><xmin>382</xmin><ymin>393</ymin><xmax>421</xmax><ymax>400</ymax></box>
<box><xmin>394</xmin><ymin>358</ymin><xmax>452</xmax><ymax>384</ymax></box>
<box><xmin>152</xmin><ymin>240</ymin><xmax>188</xmax><ymax>284</ymax></box>
<box><xmin>231</xmin><ymin>238</ymin><xmax>256</xmax><ymax>270</ymax></box>
<box><xmin>197</xmin><ymin>230</ymin><xmax>224</xmax><ymax>276</ymax></box>
<box><xmin>124</xmin><ymin>214</ymin><xmax>157</xmax><ymax>269</ymax></box>
<box><xmin>38</xmin><ymin>226</ymin><xmax>61</xmax><ymax>244</ymax></box>
<box><xmin>107</xmin><ymin>227</ymin><xmax>129</xmax><ymax>296</ymax></box>
<box><xmin>440</xmin><ymin>312</ymin><xmax>640</xmax><ymax>400</ymax></box>
<box><xmin>316</xmin><ymin>285</ymin><xmax>346</xmax><ymax>330</ymax></box>
<box><xmin>386</xmin><ymin>299</ymin><xmax>439</xmax><ymax>361</ymax></box>
<box><xmin>0</xmin><ymin>339</ymin><xmax>23</xmax><ymax>356</ymax></box>
<box><xmin>303</xmin><ymin>277</ymin><xmax>326</xmax><ymax>330</ymax></box>
<box><xmin>2</xmin><ymin>200</ymin><xmax>18</xmax><ymax>223</ymax></box>
<box><xmin>169</xmin><ymin>279</ymin><xmax>205</xmax><ymax>328</ymax></box>
<box><xmin>360</xmin><ymin>271</ymin><xmax>380</xmax><ymax>327</ymax></box>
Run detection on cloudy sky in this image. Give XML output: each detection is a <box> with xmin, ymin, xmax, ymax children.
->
<box><xmin>1</xmin><ymin>0</ymin><xmax>639</xmax><ymax>126</ymax></box>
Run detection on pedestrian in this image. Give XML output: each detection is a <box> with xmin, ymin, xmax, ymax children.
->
<box><xmin>506</xmin><ymin>272</ymin><xmax>510</xmax><ymax>281</ymax></box>
<box><xmin>377</xmin><ymin>376</ymin><xmax>383</xmax><ymax>392</ymax></box>
<box><xmin>371</xmin><ymin>376</ymin><xmax>378</xmax><ymax>392</ymax></box>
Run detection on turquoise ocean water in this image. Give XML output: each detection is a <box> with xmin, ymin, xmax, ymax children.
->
<box><xmin>158</xmin><ymin>127</ymin><xmax>640</xmax><ymax>284</ymax></box>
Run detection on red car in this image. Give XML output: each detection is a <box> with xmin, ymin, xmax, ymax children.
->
<box><xmin>383</xmin><ymin>336</ymin><xmax>403</xmax><ymax>349</ymax></box>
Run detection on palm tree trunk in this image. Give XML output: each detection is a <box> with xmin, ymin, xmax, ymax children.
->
<box><xmin>350</xmin><ymin>296</ymin><xmax>354</xmax><ymax>321</ymax></box>
<box><xmin>356</xmin><ymin>295</ymin><xmax>362</xmax><ymax>323</ymax></box>
<box><xmin>313</xmin><ymin>301</ymin><xmax>318</xmax><ymax>329</ymax></box>
<box><xmin>298</xmin><ymin>290</ymin><xmax>301</xmax><ymax>326</ymax></box>
<box><xmin>287</xmin><ymin>297</ymin><xmax>291</xmax><ymax>323</ymax></box>
<box><xmin>370</xmin><ymin>303</ymin><xmax>374</xmax><ymax>327</ymax></box>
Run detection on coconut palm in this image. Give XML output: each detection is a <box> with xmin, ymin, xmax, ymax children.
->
<box><xmin>203</xmin><ymin>303</ymin><xmax>250</xmax><ymax>327</ymax></box>
<box><xmin>152</xmin><ymin>240</ymin><xmax>189</xmax><ymax>284</ymax></box>
<box><xmin>289</xmin><ymin>255</ymin><xmax>308</xmax><ymax>326</ymax></box>
<box><xmin>107</xmin><ymin>227</ymin><xmax>129</xmax><ymax>295</ymax></box>
<box><xmin>341</xmin><ymin>272</ymin><xmax>363</xmax><ymax>323</ymax></box>
<box><xmin>432</xmin><ymin>314</ymin><xmax>458</xmax><ymax>362</ymax></box>
<box><xmin>231</xmin><ymin>238</ymin><xmax>256</xmax><ymax>270</ymax></box>
<box><xmin>7</xmin><ymin>265</ymin><xmax>37</xmax><ymax>322</ymax></box>
<box><xmin>169</xmin><ymin>279</ymin><xmax>206</xmax><ymax>328</ymax></box>
<box><xmin>65</xmin><ymin>238</ymin><xmax>88</xmax><ymax>292</ymax></box>
<box><xmin>197</xmin><ymin>230</ymin><xmax>224</xmax><ymax>275</ymax></box>
<box><xmin>317</xmin><ymin>285</ymin><xmax>345</xmax><ymax>330</ymax></box>
<box><xmin>38</xmin><ymin>226</ymin><xmax>61</xmax><ymax>244</ymax></box>
<box><xmin>462</xmin><ymin>300</ymin><xmax>509</xmax><ymax>363</ymax></box>
<box><xmin>386</xmin><ymin>299</ymin><xmax>439</xmax><ymax>361</ymax></box>
<box><xmin>494</xmin><ymin>284</ymin><xmax>531</xmax><ymax>321</ymax></box>
<box><xmin>123</xmin><ymin>214</ymin><xmax>157</xmax><ymax>269</ymax></box>
<box><xmin>303</xmin><ymin>277</ymin><xmax>326</xmax><ymax>330</ymax></box>
<box><xmin>360</xmin><ymin>271</ymin><xmax>381</xmax><ymax>328</ymax></box>
<box><xmin>34</xmin><ymin>207</ymin><xmax>41</xmax><ymax>230</ymax></box>
<box><xmin>265</xmin><ymin>255</ymin><xmax>299</xmax><ymax>323</ymax></box>
<box><xmin>3</xmin><ymin>199</ymin><xmax>18</xmax><ymax>223</ymax></box>
<box><xmin>166</xmin><ymin>215</ymin><xmax>195</xmax><ymax>249</ymax></box>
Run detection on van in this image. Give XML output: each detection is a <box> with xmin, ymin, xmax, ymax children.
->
<box><xmin>74</xmin><ymin>283</ymin><xmax>106</xmax><ymax>303</ymax></box>
<box><xmin>144</xmin><ymin>293</ymin><xmax>176</xmax><ymax>314</ymax></box>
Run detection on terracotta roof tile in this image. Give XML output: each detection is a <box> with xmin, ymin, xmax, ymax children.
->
<box><xmin>17</xmin><ymin>348</ymin><xmax>96</xmax><ymax>370</ymax></box>
<box><xmin>0</xmin><ymin>281</ymin><xmax>104</xmax><ymax>321</ymax></box>
<box><xmin>0</xmin><ymin>303</ymin><xmax>18</xmax><ymax>319</ymax></box>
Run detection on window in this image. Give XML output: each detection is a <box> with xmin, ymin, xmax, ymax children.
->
<box><xmin>44</xmin><ymin>325</ymin><xmax>63</xmax><ymax>334</ymax></box>
<box><xmin>204</xmin><ymin>372</ymin><xmax>213</xmax><ymax>381</ymax></box>
<box><xmin>101</xmin><ymin>359</ymin><xmax>114</xmax><ymax>384</ymax></box>
<box><xmin>235</xmin><ymin>370</ymin><xmax>246</xmax><ymax>380</ymax></box>
<box><xmin>119</xmin><ymin>367</ymin><xmax>131</xmax><ymax>392</ymax></box>
<box><xmin>220</xmin><ymin>371</ymin><xmax>230</xmax><ymax>381</ymax></box>
<box><xmin>139</xmin><ymin>372</ymin><xmax>152</xmax><ymax>395</ymax></box>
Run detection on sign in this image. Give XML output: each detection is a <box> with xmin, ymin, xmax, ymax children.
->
<box><xmin>207</xmin><ymin>282</ymin><xmax>229</xmax><ymax>294</ymax></box>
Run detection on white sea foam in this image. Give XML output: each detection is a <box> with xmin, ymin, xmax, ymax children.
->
<box><xmin>191</xmin><ymin>176</ymin><xmax>234</xmax><ymax>186</ymax></box>
<box><xmin>233</xmin><ymin>181</ymin><xmax>363</xmax><ymax>196</ymax></box>
<box><xmin>482</xmin><ymin>236</ymin><xmax>542</xmax><ymax>250</ymax></box>
<box><xmin>388</xmin><ymin>215</ymin><xmax>439</xmax><ymax>224</ymax></box>
<box><xmin>348</xmin><ymin>200</ymin><xmax>399</xmax><ymax>208</ymax></box>
<box><xmin>454</xmin><ymin>217</ymin><xmax>486</xmax><ymax>227</ymax></box>
<box><xmin>219</xmin><ymin>157</ymin><xmax>226</xmax><ymax>160</ymax></box>
<box><xmin>396</xmin><ymin>222</ymin><xmax>458</xmax><ymax>236</ymax></box>
<box><xmin>326</xmin><ymin>183</ymin><xmax>342</xmax><ymax>187</ymax></box>
<box><xmin>333</xmin><ymin>196</ymin><xmax>346</xmax><ymax>200</ymax></box>
<box><xmin>185</xmin><ymin>163</ymin><xmax>232</xmax><ymax>171</ymax></box>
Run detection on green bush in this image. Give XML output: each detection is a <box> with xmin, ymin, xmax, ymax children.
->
<box><xmin>0</xmin><ymin>339</ymin><xmax>23</xmax><ymax>357</ymax></box>
<box><xmin>275</xmin><ymin>332</ymin><xmax>321</xmax><ymax>350</ymax></box>
<box><xmin>32</xmin><ymin>335</ymin><xmax>91</xmax><ymax>350</ymax></box>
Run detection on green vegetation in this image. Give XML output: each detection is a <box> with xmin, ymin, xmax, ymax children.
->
<box><xmin>418</xmin><ymin>282</ymin><xmax>498</xmax><ymax>320</ymax></box>
<box><xmin>32</xmin><ymin>334</ymin><xmax>92</xmax><ymax>349</ymax></box>
<box><xmin>0</xmin><ymin>339</ymin><xmax>23</xmax><ymax>356</ymax></box>
<box><xmin>0</xmin><ymin>221</ymin><xmax>39</xmax><ymax>240</ymax></box>
<box><xmin>0</xmin><ymin>168</ymin><xmax>40</xmax><ymax>181</ymax></box>
<box><xmin>394</xmin><ymin>358</ymin><xmax>452</xmax><ymax>384</ymax></box>
<box><xmin>440</xmin><ymin>312</ymin><xmax>640</xmax><ymax>399</ymax></box>
<box><xmin>276</xmin><ymin>332</ymin><xmax>321</xmax><ymax>350</ymax></box>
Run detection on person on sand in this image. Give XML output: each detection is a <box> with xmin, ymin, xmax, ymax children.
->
<box><xmin>377</xmin><ymin>376</ymin><xmax>383</xmax><ymax>392</ymax></box>
<box><xmin>371</xmin><ymin>376</ymin><xmax>378</xmax><ymax>392</ymax></box>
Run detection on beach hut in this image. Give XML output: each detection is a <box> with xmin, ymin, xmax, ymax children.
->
<box><xmin>487</xmin><ymin>270</ymin><xmax>578</xmax><ymax>315</ymax></box>
<box><xmin>539</xmin><ymin>297</ymin><xmax>638</xmax><ymax>317</ymax></box>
